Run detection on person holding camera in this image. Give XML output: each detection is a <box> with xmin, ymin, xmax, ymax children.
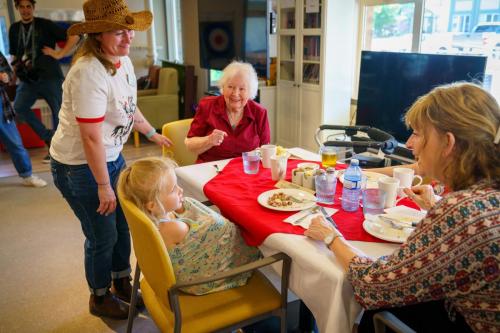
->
<box><xmin>8</xmin><ymin>0</ymin><xmax>80</xmax><ymax>163</ymax></box>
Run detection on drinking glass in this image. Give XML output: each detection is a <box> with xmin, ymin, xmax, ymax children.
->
<box><xmin>242</xmin><ymin>151</ymin><xmax>260</xmax><ymax>174</ymax></box>
<box><xmin>315</xmin><ymin>173</ymin><xmax>336</xmax><ymax>204</ymax></box>
<box><xmin>319</xmin><ymin>146</ymin><xmax>337</xmax><ymax>168</ymax></box>
<box><xmin>362</xmin><ymin>189</ymin><xmax>386</xmax><ymax>216</ymax></box>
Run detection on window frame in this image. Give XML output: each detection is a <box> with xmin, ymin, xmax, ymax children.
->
<box><xmin>353</xmin><ymin>0</ymin><xmax>424</xmax><ymax>100</ymax></box>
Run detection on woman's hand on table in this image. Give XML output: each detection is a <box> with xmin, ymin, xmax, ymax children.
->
<box><xmin>209</xmin><ymin>129</ymin><xmax>227</xmax><ymax>146</ymax></box>
<box><xmin>404</xmin><ymin>185</ymin><xmax>435</xmax><ymax>210</ymax></box>
<box><xmin>149</xmin><ymin>133</ymin><xmax>173</xmax><ymax>147</ymax></box>
<box><xmin>305</xmin><ymin>216</ymin><xmax>334</xmax><ymax>241</ymax></box>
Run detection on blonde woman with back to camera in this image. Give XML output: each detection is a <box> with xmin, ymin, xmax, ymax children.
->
<box><xmin>49</xmin><ymin>0</ymin><xmax>172</xmax><ymax>320</ymax></box>
<box><xmin>306</xmin><ymin>82</ymin><xmax>499</xmax><ymax>332</ymax></box>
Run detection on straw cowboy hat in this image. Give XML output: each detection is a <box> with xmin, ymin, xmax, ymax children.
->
<box><xmin>67</xmin><ymin>0</ymin><xmax>152</xmax><ymax>36</ymax></box>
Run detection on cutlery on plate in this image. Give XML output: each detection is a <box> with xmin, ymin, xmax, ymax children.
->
<box><xmin>318</xmin><ymin>206</ymin><xmax>338</xmax><ymax>228</ymax></box>
<box><xmin>378</xmin><ymin>215</ymin><xmax>418</xmax><ymax>228</ymax></box>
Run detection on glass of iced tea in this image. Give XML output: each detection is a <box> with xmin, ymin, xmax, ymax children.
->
<box><xmin>320</xmin><ymin>146</ymin><xmax>337</xmax><ymax>168</ymax></box>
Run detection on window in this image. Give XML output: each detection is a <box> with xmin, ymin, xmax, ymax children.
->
<box><xmin>452</xmin><ymin>14</ymin><xmax>471</xmax><ymax>32</ymax></box>
<box><xmin>152</xmin><ymin>0</ymin><xmax>183</xmax><ymax>62</ymax></box>
<box><xmin>208</xmin><ymin>69</ymin><xmax>223</xmax><ymax>92</ymax></box>
<box><xmin>356</xmin><ymin>0</ymin><xmax>500</xmax><ymax>103</ymax></box>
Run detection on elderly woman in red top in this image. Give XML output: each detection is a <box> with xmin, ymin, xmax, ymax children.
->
<box><xmin>185</xmin><ymin>61</ymin><xmax>270</xmax><ymax>163</ymax></box>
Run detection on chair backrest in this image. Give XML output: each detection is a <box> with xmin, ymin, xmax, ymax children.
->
<box><xmin>148</xmin><ymin>65</ymin><xmax>161</xmax><ymax>89</ymax></box>
<box><xmin>157</xmin><ymin>68</ymin><xmax>179</xmax><ymax>95</ymax></box>
<box><xmin>117</xmin><ymin>188</ymin><xmax>177</xmax><ymax>310</ymax></box>
<box><xmin>162</xmin><ymin>118</ymin><xmax>197</xmax><ymax>166</ymax></box>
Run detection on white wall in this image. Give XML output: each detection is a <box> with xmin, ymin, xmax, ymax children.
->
<box><xmin>181</xmin><ymin>0</ymin><xmax>208</xmax><ymax>102</ymax></box>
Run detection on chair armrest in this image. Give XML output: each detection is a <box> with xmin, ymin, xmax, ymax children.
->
<box><xmin>373</xmin><ymin>311</ymin><xmax>416</xmax><ymax>333</ymax></box>
<box><xmin>137</xmin><ymin>89</ymin><xmax>157</xmax><ymax>97</ymax></box>
<box><xmin>170</xmin><ymin>252</ymin><xmax>291</xmax><ymax>291</ymax></box>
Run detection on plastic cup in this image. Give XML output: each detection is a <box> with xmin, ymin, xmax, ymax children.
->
<box><xmin>362</xmin><ymin>189</ymin><xmax>386</xmax><ymax>216</ymax></box>
<box><xmin>242</xmin><ymin>151</ymin><xmax>260</xmax><ymax>174</ymax></box>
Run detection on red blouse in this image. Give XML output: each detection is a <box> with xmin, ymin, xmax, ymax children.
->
<box><xmin>187</xmin><ymin>95</ymin><xmax>271</xmax><ymax>163</ymax></box>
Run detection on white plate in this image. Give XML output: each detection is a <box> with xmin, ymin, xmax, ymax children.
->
<box><xmin>257</xmin><ymin>189</ymin><xmax>316</xmax><ymax>212</ymax></box>
<box><xmin>363</xmin><ymin>215</ymin><xmax>414</xmax><ymax>243</ymax></box>
<box><xmin>339</xmin><ymin>170</ymin><xmax>385</xmax><ymax>189</ymax></box>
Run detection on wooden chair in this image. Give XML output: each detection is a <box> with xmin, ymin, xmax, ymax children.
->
<box><xmin>117</xmin><ymin>188</ymin><xmax>291</xmax><ymax>333</ymax></box>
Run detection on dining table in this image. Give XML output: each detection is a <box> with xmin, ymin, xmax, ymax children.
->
<box><xmin>175</xmin><ymin>148</ymin><xmax>402</xmax><ymax>333</ymax></box>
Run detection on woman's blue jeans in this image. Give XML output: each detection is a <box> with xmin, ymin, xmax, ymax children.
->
<box><xmin>0</xmin><ymin>103</ymin><xmax>32</xmax><ymax>177</ymax></box>
<box><xmin>14</xmin><ymin>78</ymin><xmax>63</xmax><ymax>142</ymax></box>
<box><xmin>51</xmin><ymin>154</ymin><xmax>131</xmax><ymax>296</ymax></box>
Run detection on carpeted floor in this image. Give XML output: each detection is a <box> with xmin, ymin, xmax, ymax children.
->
<box><xmin>0</xmin><ymin>172</ymin><xmax>159</xmax><ymax>333</ymax></box>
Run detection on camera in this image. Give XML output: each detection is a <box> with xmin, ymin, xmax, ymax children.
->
<box><xmin>12</xmin><ymin>54</ymin><xmax>39</xmax><ymax>83</ymax></box>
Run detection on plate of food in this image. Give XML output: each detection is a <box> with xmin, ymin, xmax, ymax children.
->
<box><xmin>257</xmin><ymin>189</ymin><xmax>316</xmax><ymax>212</ymax></box>
<box><xmin>362</xmin><ymin>214</ymin><xmax>416</xmax><ymax>243</ymax></box>
<box><xmin>338</xmin><ymin>170</ymin><xmax>385</xmax><ymax>189</ymax></box>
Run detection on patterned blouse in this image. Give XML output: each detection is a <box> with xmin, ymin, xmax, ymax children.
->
<box><xmin>167</xmin><ymin>197</ymin><xmax>261</xmax><ymax>295</ymax></box>
<box><xmin>347</xmin><ymin>181</ymin><xmax>500</xmax><ymax>332</ymax></box>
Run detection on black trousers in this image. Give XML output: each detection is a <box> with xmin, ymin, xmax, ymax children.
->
<box><xmin>358</xmin><ymin>300</ymin><xmax>474</xmax><ymax>333</ymax></box>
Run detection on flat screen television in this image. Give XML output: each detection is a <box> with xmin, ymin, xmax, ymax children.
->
<box><xmin>356</xmin><ymin>51</ymin><xmax>487</xmax><ymax>143</ymax></box>
<box><xmin>198</xmin><ymin>0</ymin><xmax>268</xmax><ymax>77</ymax></box>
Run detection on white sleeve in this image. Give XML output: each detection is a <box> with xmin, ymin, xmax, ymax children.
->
<box><xmin>69</xmin><ymin>62</ymin><xmax>109</xmax><ymax>120</ymax></box>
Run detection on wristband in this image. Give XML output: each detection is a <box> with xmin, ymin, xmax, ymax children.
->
<box><xmin>145</xmin><ymin>128</ymin><xmax>156</xmax><ymax>139</ymax></box>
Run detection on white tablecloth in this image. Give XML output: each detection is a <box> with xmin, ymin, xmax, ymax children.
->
<box><xmin>175</xmin><ymin>148</ymin><xmax>399</xmax><ymax>333</ymax></box>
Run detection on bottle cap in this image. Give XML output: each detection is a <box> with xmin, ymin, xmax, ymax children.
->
<box><xmin>351</xmin><ymin>159</ymin><xmax>359</xmax><ymax>166</ymax></box>
<box><xmin>326</xmin><ymin>167</ymin><xmax>335</xmax><ymax>173</ymax></box>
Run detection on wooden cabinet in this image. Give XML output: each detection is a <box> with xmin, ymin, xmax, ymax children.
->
<box><xmin>276</xmin><ymin>0</ymin><xmax>356</xmax><ymax>151</ymax></box>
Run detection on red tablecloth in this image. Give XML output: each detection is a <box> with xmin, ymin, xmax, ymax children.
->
<box><xmin>203</xmin><ymin>158</ymin><xmax>420</xmax><ymax>246</ymax></box>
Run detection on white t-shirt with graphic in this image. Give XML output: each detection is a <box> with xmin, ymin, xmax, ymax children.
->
<box><xmin>50</xmin><ymin>56</ymin><xmax>137</xmax><ymax>165</ymax></box>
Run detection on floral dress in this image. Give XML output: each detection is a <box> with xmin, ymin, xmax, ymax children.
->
<box><xmin>167</xmin><ymin>197</ymin><xmax>262</xmax><ymax>295</ymax></box>
<box><xmin>347</xmin><ymin>181</ymin><xmax>500</xmax><ymax>332</ymax></box>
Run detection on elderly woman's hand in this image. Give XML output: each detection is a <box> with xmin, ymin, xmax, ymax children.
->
<box><xmin>209</xmin><ymin>129</ymin><xmax>227</xmax><ymax>146</ymax></box>
<box><xmin>404</xmin><ymin>185</ymin><xmax>435</xmax><ymax>210</ymax></box>
<box><xmin>304</xmin><ymin>216</ymin><xmax>334</xmax><ymax>241</ymax></box>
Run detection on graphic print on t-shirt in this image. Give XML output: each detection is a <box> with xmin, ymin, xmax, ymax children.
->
<box><xmin>111</xmin><ymin>96</ymin><xmax>135</xmax><ymax>145</ymax></box>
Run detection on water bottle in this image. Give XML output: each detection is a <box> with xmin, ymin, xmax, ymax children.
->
<box><xmin>341</xmin><ymin>159</ymin><xmax>362</xmax><ymax>212</ymax></box>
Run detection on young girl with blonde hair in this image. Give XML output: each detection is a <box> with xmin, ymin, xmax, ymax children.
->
<box><xmin>118</xmin><ymin>156</ymin><xmax>261</xmax><ymax>295</ymax></box>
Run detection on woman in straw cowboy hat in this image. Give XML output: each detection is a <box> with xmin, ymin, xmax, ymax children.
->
<box><xmin>50</xmin><ymin>0</ymin><xmax>172</xmax><ymax>320</ymax></box>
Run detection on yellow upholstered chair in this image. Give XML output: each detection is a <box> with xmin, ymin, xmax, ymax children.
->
<box><xmin>134</xmin><ymin>67</ymin><xmax>180</xmax><ymax>147</ymax></box>
<box><xmin>162</xmin><ymin>118</ymin><xmax>197</xmax><ymax>166</ymax></box>
<box><xmin>117</xmin><ymin>188</ymin><xmax>291</xmax><ymax>333</ymax></box>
